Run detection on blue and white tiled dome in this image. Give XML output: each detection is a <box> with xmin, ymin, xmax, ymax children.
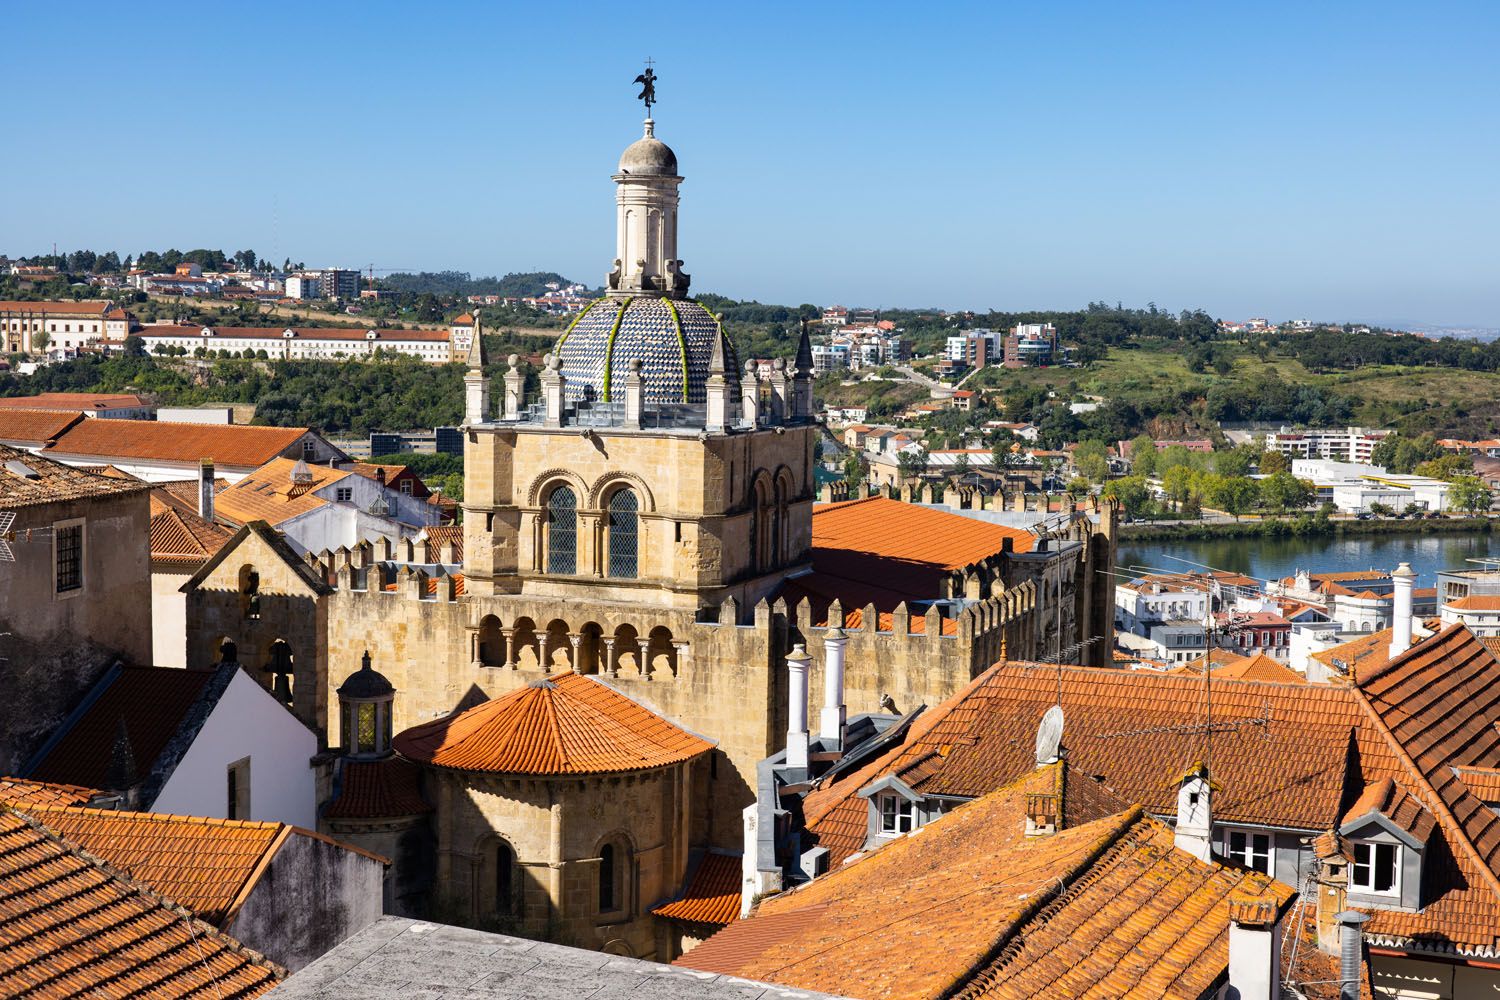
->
<box><xmin>554</xmin><ymin>297</ymin><xmax>735</xmax><ymax>405</ymax></box>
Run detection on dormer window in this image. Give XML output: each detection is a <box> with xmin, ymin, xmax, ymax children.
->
<box><xmin>1221</xmin><ymin>827</ymin><xmax>1272</xmax><ymax>875</ymax></box>
<box><xmin>1351</xmin><ymin>840</ymin><xmax>1400</xmax><ymax>895</ymax></box>
<box><xmin>879</xmin><ymin>793</ymin><xmax>914</xmax><ymax>836</ymax></box>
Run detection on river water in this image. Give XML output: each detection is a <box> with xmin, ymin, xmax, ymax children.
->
<box><xmin>1118</xmin><ymin>531</ymin><xmax>1500</xmax><ymax>590</ymax></box>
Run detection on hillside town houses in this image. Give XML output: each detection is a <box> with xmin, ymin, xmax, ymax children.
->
<box><xmin>5</xmin><ymin>96</ymin><xmax>1500</xmax><ymax>1000</ymax></box>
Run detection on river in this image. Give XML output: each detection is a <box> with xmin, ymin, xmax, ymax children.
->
<box><xmin>1118</xmin><ymin>530</ymin><xmax>1500</xmax><ymax>590</ymax></box>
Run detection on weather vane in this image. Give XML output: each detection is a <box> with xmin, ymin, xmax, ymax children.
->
<box><xmin>634</xmin><ymin>59</ymin><xmax>656</xmax><ymax>115</ymax></box>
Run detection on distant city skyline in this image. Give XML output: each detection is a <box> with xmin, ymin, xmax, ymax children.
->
<box><xmin>5</xmin><ymin>1</ymin><xmax>1497</xmax><ymax>328</ymax></box>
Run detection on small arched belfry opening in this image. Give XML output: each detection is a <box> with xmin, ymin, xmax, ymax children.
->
<box><xmin>390</xmin><ymin>672</ymin><xmax>715</xmax><ymax>957</ymax></box>
<box><xmin>337</xmin><ymin>650</ymin><xmax>396</xmax><ymax>758</ymax></box>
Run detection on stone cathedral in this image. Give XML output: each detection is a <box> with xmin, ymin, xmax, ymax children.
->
<box><xmin>183</xmin><ymin>96</ymin><xmax>1116</xmax><ymax>961</ymax></box>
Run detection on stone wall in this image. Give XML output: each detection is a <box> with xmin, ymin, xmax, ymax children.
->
<box><xmin>0</xmin><ymin>489</ymin><xmax>151</xmax><ymax>773</ymax></box>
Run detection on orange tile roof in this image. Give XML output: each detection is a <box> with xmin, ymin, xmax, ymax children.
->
<box><xmin>0</xmin><ymin>300</ymin><xmax>112</xmax><ymax>316</ymax></box>
<box><xmin>652</xmin><ymin>852</ymin><xmax>741</xmax><ymax>926</ymax></box>
<box><xmin>1310</xmin><ymin>628</ymin><xmax>1394</xmax><ymax>680</ymax></box>
<box><xmin>44</xmin><ymin>420</ymin><xmax>317</xmax><ymax>470</ymax></box>
<box><xmin>393</xmin><ymin>672</ymin><xmax>714</xmax><ymax>777</ymax></box>
<box><xmin>27</xmin><ymin>667</ymin><xmax>214</xmax><ymax>791</ymax></box>
<box><xmin>215</xmin><ymin>458</ymin><xmax>354</xmax><ymax>527</ymax></box>
<box><xmin>1170</xmin><ymin>651</ymin><xmax>1306</xmax><ymax>684</ymax></box>
<box><xmin>1353</xmin><ymin>624</ymin><xmax>1500</xmax><ymax>950</ymax></box>
<box><xmin>681</xmin><ymin>766</ymin><xmax>1293</xmax><ymax>1000</ymax></box>
<box><xmin>421</xmin><ymin>524</ymin><xmax>464</xmax><ymax>561</ymax></box>
<box><xmin>0</xmin><ymin>442</ymin><xmax>151</xmax><ymax>510</ymax></box>
<box><xmin>0</xmin><ymin>392</ymin><xmax>144</xmax><ymax>412</ymax></box>
<box><xmin>0</xmin><ymin>408</ymin><xmax>84</xmax><ymax>445</ymax></box>
<box><xmin>19</xmin><ymin>805</ymin><xmax>288</xmax><ymax>926</ymax></box>
<box><xmin>1340</xmin><ymin>776</ymin><xmax>1436</xmax><ymax>842</ymax></box>
<box><xmin>1454</xmin><ymin>766</ymin><xmax>1500</xmax><ymax>803</ymax></box>
<box><xmin>800</xmin><ymin>661</ymin><xmax>1395</xmax><ymax>869</ymax></box>
<box><xmin>324</xmin><ymin>757</ymin><xmax>432</xmax><ymax>820</ymax></box>
<box><xmin>1445</xmin><ymin>595</ymin><xmax>1500</xmax><ymax>611</ymax></box>
<box><xmin>149</xmin><ymin>492</ymin><xmax>235</xmax><ymax>566</ymax></box>
<box><xmin>0</xmin><ymin>811</ymin><xmax>281</xmax><ymax>998</ymax></box>
<box><xmin>0</xmin><ymin>778</ymin><xmax>98</xmax><ymax>809</ymax></box>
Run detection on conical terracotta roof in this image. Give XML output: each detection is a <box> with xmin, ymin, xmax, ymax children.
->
<box><xmin>392</xmin><ymin>672</ymin><xmax>713</xmax><ymax>776</ymax></box>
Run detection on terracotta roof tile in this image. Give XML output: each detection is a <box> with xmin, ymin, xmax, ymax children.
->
<box><xmin>801</xmin><ymin>662</ymin><xmax>1393</xmax><ymax>869</ymax></box>
<box><xmin>0</xmin><ymin>392</ymin><xmax>144</xmax><ymax>412</ymax></box>
<box><xmin>44</xmin><ymin>421</ymin><xmax>318</xmax><ymax>470</ymax></box>
<box><xmin>652</xmin><ymin>852</ymin><xmax>741</xmax><ymax>926</ymax></box>
<box><xmin>18</xmin><ymin>805</ymin><xmax>287</xmax><ymax>926</ymax></box>
<box><xmin>0</xmin><ymin>811</ymin><xmax>281</xmax><ymax>998</ymax></box>
<box><xmin>149</xmin><ymin>493</ymin><xmax>235</xmax><ymax>565</ymax></box>
<box><xmin>1340</xmin><ymin>776</ymin><xmax>1436</xmax><ymax>843</ymax></box>
<box><xmin>393</xmin><ymin>672</ymin><xmax>714</xmax><ymax>777</ymax></box>
<box><xmin>1170</xmin><ymin>651</ymin><xmax>1306</xmax><ymax>684</ymax></box>
<box><xmin>0</xmin><ymin>408</ymin><xmax>84</xmax><ymax>445</ymax></box>
<box><xmin>1311</xmin><ymin>629</ymin><xmax>1394</xmax><ymax>680</ymax></box>
<box><xmin>1445</xmin><ymin>595</ymin><xmax>1500</xmax><ymax>611</ymax></box>
<box><xmin>0</xmin><ymin>778</ymin><xmax>99</xmax><ymax>809</ymax></box>
<box><xmin>26</xmin><ymin>667</ymin><xmax>214</xmax><ymax>791</ymax></box>
<box><xmin>324</xmin><ymin>757</ymin><xmax>432</xmax><ymax>820</ymax></box>
<box><xmin>0</xmin><ymin>300</ymin><xmax>113</xmax><ymax>316</ymax></box>
<box><xmin>681</xmin><ymin>766</ymin><xmax>1292</xmax><ymax>1000</ymax></box>
<box><xmin>420</xmin><ymin>524</ymin><xmax>463</xmax><ymax>561</ymax></box>
<box><xmin>215</xmin><ymin>458</ymin><xmax>354</xmax><ymax>527</ymax></box>
<box><xmin>0</xmin><ymin>443</ymin><xmax>151</xmax><ymax>510</ymax></box>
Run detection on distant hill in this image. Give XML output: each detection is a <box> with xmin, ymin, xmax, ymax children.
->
<box><xmin>378</xmin><ymin>270</ymin><xmax>596</xmax><ymax>298</ymax></box>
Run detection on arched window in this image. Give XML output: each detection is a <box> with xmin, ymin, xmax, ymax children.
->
<box><xmin>599</xmin><ymin>842</ymin><xmax>617</xmax><ymax>912</ymax></box>
<box><xmin>495</xmin><ymin>841</ymin><xmax>517</xmax><ymax>916</ymax></box>
<box><xmin>607</xmin><ymin>490</ymin><xmax>639</xmax><ymax>579</ymax></box>
<box><xmin>545</xmin><ymin>486</ymin><xmax>577</xmax><ymax>575</ymax></box>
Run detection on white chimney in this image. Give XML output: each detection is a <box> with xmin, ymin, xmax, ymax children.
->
<box><xmin>198</xmin><ymin>459</ymin><xmax>215</xmax><ymax>521</ymax></box>
<box><xmin>819</xmin><ymin>628</ymin><xmax>848</xmax><ymax>746</ymax></box>
<box><xmin>1227</xmin><ymin>897</ymin><xmax>1282</xmax><ymax>1000</ymax></box>
<box><xmin>1388</xmin><ymin>562</ymin><xmax>1416</xmax><ymax>659</ymax></box>
<box><xmin>785</xmin><ymin>644</ymin><xmax>811</xmax><ymax>770</ymax></box>
<box><xmin>1174</xmin><ymin>764</ymin><xmax>1213</xmax><ymax>862</ymax></box>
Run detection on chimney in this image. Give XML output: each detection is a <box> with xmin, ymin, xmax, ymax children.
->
<box><xmin>785</xmin><ymin>644</ymin><xmax>811</xmax><ymax>770</ymax></box>
<box><xmin>1174</xmin><ymin>763</ymin><xmax>1213</xmax><ymax>862</ymax></box>
<box><xmin>1024</xmin><ymin>792</ymin><xmax>1058</xmax><ymax>837</ymax></box>
<box><xmin>819</xmin><ymin>628</ymin><xmax>848</xmax><ymax>746</ymax></box>
<box><xmin>1388</xmin><ymin>562</ymin><xmax>1416</xmax><ymax>659</ymax></box>
<box><xmin>1226</xmin><ymin>896</ymin><xmax>1281</xmax><ymax>1000</ymax></box>
<box><xmin>198</xmin><ymin>459</ymin><xmax>215</xmax><ymax>521</ymax></box>
<box><xmin>1314</xmin><ymin>833</ymin><xmax>1351</xmax><ymax>954</ymax></box>
<box><xmin>1336</xmin><ymin>910</ymin><xmax>1368</xmax><ymax>1000</ymax></box>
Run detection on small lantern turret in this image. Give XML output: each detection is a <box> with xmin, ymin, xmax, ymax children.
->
<box><xmin>336</xmin><ymin>650</ymin><xmax>397</xmax><ymax>759</ymax></box>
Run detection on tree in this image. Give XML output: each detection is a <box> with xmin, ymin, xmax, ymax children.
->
<box><xmin>952</xmin><ymin>452</ymin><xmax>971</xmax><ymax>479</ymax></box>
<box><xmin>1258</xmin><ymin>472</ymin><xmax>1312</xmax><ymax>512</ymax></box>
<box><xmin>123</xmin><ymin>334</ymin><xmax>145</xmax><ymax>357</ymax></box>
<box><xmin>1128</xmin><ymin>434</ymin><xmax>1157</xmax><ymax>477</ymax></box>
<box><xmin>1258</xmin><ymin>450</ymin><xmax>1289</xmax><ymax>475</ymax></box>
<box><xmin>1103</xmin><ymin>475</ymin><xmax>1153</xmax><ymax>520</ymax></box>
<box><xmin>1210</xmin><ymin>476</ymin><xmax>1259</xmax><ymax>520</ymax></box>
<box><xmin>1414</xmin><ymin>453</ymin><xmax>1473</xmax><ymax>481</ymax></box>
<box><xmin>1371</xmin><ymin>433</ymin><xmax>1444</xmax><ymax>474</ymax></box>
<box><xmin>1449</xmin><ymin>475</ymin><xmax>1493</xmax><ymax>515</ymax></box>
<box><xmin>31</xmin><ymin>331</ymin><xmax>50</xmax><ymax>353</ymax></box>
<box><xmin>1369</xmin><ymin>502</ymin><xmax>1395</xmax><ymax>518</ymax></box>
<box><xmin>1213</xmin><ymin>445</ymin><xmax>1257</xmax><ymax>477</ymax></box>
<box><xmin>1162</xmin><ymin>465</ymin><xmax>1193</xmax><ymax>509</ymax></box>
<box><xmin>1073</xmin><ymin>440</ymin><xmax>1110</xmax><ymax>483</ymax></box>
<box><xmin>842</xmin><ymin>450</ymin><xmax>866</xmax><ymax>489</ymax></box>
<box><xmin>897</xmin><ymin>446</ymin><xmax>927</xmax><ymax>482</ymax></box>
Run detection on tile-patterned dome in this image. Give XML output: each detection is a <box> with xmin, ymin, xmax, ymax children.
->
<box><xmin>554</xmin><ymin>297</ymin><xmax>735</xmax><ymax>405</ymax></box>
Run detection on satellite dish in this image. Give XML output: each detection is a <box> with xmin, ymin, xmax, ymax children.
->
<box><xmin>1035</xmin><ymin>704</ymin><xmax>1065</xmax><ymax>765</ymax></box>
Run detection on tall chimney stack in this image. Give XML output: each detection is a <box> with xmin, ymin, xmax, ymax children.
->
<box><xmin>1174</xmin><ymin>763</ymin><xmax>1213</xmax><ymax>862</ymax></box>
<box><xmin>1226</xmin><ymin>896</ymin><xmax>1281</xmax><ymax>1000</ymax></box>
<box><xmin>785</xmin><ymin>645</ymin><xmax>811</xmax><ymax>770</ymax></box>
<box><xmin>198</xmin><ymin>459</ymin><xmax>215</xmax><ymax>521</ymax></box>
<box><xmin>1337</xmin><ymin>910</ymin><xmax>1368</xmax><ymax>1000</ymax></box>
<box><xmin>819</xmin><ymin>628</ymin><xmax>848</xmax><ymax>747</ymax></box>
<box><xmin>1388</xmin><ymin>562</ymin><xmax>1416</xmax><ymax>659</ymax></box>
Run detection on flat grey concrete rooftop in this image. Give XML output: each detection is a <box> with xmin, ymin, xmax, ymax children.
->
<box><xmin>269</xmin><ymin>916</ymin><xmax>851</xmax><ymax>1000</ymax></box>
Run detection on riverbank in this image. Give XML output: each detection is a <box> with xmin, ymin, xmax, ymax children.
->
<box><xmin>1118</xmin><ymin>516</ymin><xmax>1498</xmax><ymax>542</ymax></box>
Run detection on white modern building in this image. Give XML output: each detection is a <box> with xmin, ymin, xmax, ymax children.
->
<box><xmin>1265</xmin><ymin>427</ymin><xmax>1391</xmax><ymax>464</ymax></box>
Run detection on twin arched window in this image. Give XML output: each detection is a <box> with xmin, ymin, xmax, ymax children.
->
<box><xmin>542</xmin><ymin>485</ymin><xmax>640</xmax><ymax>579</ymax></box>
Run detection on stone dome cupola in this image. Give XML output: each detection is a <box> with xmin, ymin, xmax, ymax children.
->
<box><xmin>338</xmin><ymin>650</ymin><xmax>396</xmax><ymax>760</ymax></box>
<box><xmin>617</xmin><ymin>121</ymin><xmax>678</xmax><ymax>177</ymax></box>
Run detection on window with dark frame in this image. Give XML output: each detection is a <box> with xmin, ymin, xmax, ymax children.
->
<box><xmin>55</xmin><ymin>523</ymin><xmax>82</xmax><ymax>593</ymax></box>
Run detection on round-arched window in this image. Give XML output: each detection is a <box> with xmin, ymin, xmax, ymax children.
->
<box><xmin>607</xmin><ymin>490</ymin><xmax>639</xmax><ymax>579</ymax></box>
<box><xmin>546</xmin><ymin>486</ymin><xmax>577</xmax><ymax>575</ymax></box>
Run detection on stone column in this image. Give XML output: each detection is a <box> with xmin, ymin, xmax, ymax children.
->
<box><xmin>568</xmin><ymin>633</ymin><xmax>583</xmax><ymax>672</ymax></box>
<box><xmin>601</xmin><ymin>637</ymin><xmax>617</xmax><ymax>676</ymax></box>
<box><xmin>671</xmin><ymin>641</ymin><xmax>689</xmax><ymax>678</ymax></box>
<box><xmin>623</xmin><ymin>359</ymin><xmax>643</xmax><ymax>428</ymax></box>
<box><xmin>501</xmin><ymin>628</ymin><xmax>516</xmax><ymax>669</ymax></box>
<box><xmin>503</xmin><ymin>354</ymin><xmax>523</xmax><ymax>421</ymax></box>
<box><xmin>741</xmin><ymin>361</ymin><xmax>760</xmax><ymax>426</ymax></box>
<box><xmin>467</xmin><ymin>626</ymin><xmax>481</xmax><ymax>670</ymax></box>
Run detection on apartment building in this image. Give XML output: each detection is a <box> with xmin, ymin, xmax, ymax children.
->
<box><xmin>1265</xmin><ymin>426</ymin><xmax>1391</xmax><ymax>463</ymax></box>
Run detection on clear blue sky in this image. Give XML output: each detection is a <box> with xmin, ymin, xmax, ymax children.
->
<box><xmin>5</xmin><ymin>1</ymin><xmax>1497</xmax><ymax>327</ymax></box>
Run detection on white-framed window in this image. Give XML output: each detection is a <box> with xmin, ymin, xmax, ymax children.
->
<box><xmin>54</xmin><ymin>518</ymin><xmax>85</xmax><ymax>596</ymax></box>
<box><xmin>1351</xmin><ymin>840</ymin><xmax>1400</xmax><ymax>895</ymax></box>
<box><xmin>878</xmin><ymin>793</ymin><xmax>915</xmax><ymax>836</ymax></box>
<box><xmin>1222</xmin><ymin>827</ymin><xmax>1272</xmax><ymax>874</ymax></box>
